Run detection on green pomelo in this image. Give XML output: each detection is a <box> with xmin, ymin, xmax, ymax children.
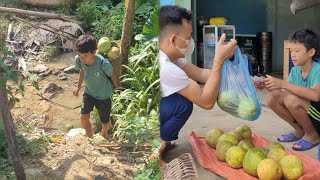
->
<box><xmin>238</xmin><ymin>139</ymin><xmax>255</xmax><ymax>151</ymax></box>
<box><xmin>216</xmin><ymin>140</ymin><xmax>234</xmax><ymax>162</ymax></box>
<box><xmin>218</xmin><ymin>133</ymin><xmax>238</xmax><ymax>146</ymax></box>
<box><xmin>205</xmin><ymin>128</ymin><xmax>224</xmax><ymax>149</ymax></box>
<box><xmin>243</xmin><ymin>147</ymin><xmax>267</xmax><ymax>177</ymax></box>
<box><xmin>279</xmin><ymin>154</ymin><xmax>303</xmax><ymax>180</ymax></box>
<box><xmin>225</xmin><ymin>146</ymin><xmax>247</xmax><ymax>168</ymax></box>
<box><xmin>257</xmin><ymin>159</ymin><xmax>282</xmax><ymax>180</ymax></box>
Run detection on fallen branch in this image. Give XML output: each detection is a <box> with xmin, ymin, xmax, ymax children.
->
<box><xmin>0</xmin><ymin>6</ymin><xmax>79</xmax><ymax>24</ymax></box>
<box><xmin>12</xmin><ymin>16</ymin><xmax>77</xmax><ymax>41</ymax></box>
<box><xmin>96</xmin><ymin>143</ymin><xmax>152</xmax><ymax>148</ymax></box>
<box><xmin>36</xmin><ymin>93</ymin><xmax>74</xmax><ymax>109</ymax></box>
<box><xmin>42</xmin><ymin>23</ymin><xmax>77</xmax><ymax>38</ymax></box>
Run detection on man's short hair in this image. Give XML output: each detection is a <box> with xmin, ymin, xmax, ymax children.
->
<box><xmin>159</xmin><ymin>5</ymin><xmax>192</xmax><ymax>32</ymax></box>
<box><xmin>76</xmin><ymin>34</ymin><xmax>97</xmax><ymax>53</ymax></box>
<box><xmin>289</xmin><ymin>28</ymin><xmax>320</xmax><ymax>58</ymax></box>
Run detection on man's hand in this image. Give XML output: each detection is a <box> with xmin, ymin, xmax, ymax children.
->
<box><xmin>264</xmin><ymin>75</ymin><xmax>285</xmax><ymax>91</ymax></box>
<box><xmin>73</xmin><ymin>88</ymin><xmax>80</xmax><ymax>97</ymax></box>
<box><xmin>214</xmin><ymin>33</ymin><xmax>237</xmax><ymax>66</ymax></box>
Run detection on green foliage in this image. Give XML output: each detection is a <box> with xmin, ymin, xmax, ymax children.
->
<box><xmin>0</xmin><ymin>129</ymin><xmax>46</xmax><ymax>177</ymax></box>
<box><xmin>92</xmin><ymin>2</ymin><xmax>124</xmax><ymax>40</ymax></box>
<box><xmin>37</xmin><ymin>45</ymin><xmax>59</xmax><ymax>60</ymax></box>
<box><xmin>133</xmin><ymin>1</ymin><xmax>159</xmax><ymax>42</ymax></box>
<box><xmin>109</xmin><ymin>41</ymin><xmax>160</xmax><ymax>147</ymax></box>
<box><xmin>76</xmin><ymin>2</ymin><xmax>103</xmax><ymax>32</ymax></box>
<box><xmin>0</xmin><ymin>46</ymin><xmax>39</xmax><ymax>109</ymax></box>
<box><xmin>92</xmin><ymin>0</ymin><xmax>159</xmax><ymax>42</ymax></box>
<box><xmin>141</xmin><ymin>7</ymin><xmax>160</xmax><ymax>42</ymax></box>
<box><xmin>134</xmin><ymin>156</ymin><xmax>161</xmax><ymax>180</ymax></box>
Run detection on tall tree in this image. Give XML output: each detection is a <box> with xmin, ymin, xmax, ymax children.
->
<box><xmin>112</xmin><ymin>0</ymin><xmax>135</xmax><ymax>87</ymax></box>
<box><xmin>0</xmin><ymin>83</ymin><xmax>26</xmax><ymax>179</ymax></box>
<box><xmin>0</xmin><ymin>30</ymin><xmax>26</xmax><ymax>179</ymax></box>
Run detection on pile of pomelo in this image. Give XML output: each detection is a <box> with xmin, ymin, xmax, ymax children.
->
<box><xmin>96</xmin><ymin>37</ymin><xmax>120</xmax><ymax>61</ymax></box>
<box><xmin>205</xmin><ymin>125</ymin><xmax>303</xmax><ymax>180</ymax></box>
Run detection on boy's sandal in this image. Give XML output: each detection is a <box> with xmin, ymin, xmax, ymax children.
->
<box><xmin>277</xmin><ymin>132</ymin><xmax>301</xmax><ymax>142</ymax></box>
<box><xmin>292</xmin><ymin>139</ymin><xmax>320</xmax><ymax>151</ymax></box>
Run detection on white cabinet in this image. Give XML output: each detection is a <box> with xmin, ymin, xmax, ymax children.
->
<box><xmin>202</xmin><ymin>25</ymin><xmax>235</xmax><ymax>68</ymax></box>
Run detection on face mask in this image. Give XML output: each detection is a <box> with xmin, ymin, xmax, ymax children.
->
<box><xmin>174</xmin><ymin>35</ymin><xmax>195</xmax><ymax>57</ymax></box>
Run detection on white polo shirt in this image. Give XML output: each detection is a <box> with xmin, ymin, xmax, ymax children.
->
<box><xmin>159</xmin><ymin>50</ymin><xmax>190</xmax><ymax>97</ymax></box>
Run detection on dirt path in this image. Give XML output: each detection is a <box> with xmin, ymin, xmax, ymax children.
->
<box><xmin>8</xmin><ymin>53</ymin><xmax>146</xmax><ymax>179</ymax></box>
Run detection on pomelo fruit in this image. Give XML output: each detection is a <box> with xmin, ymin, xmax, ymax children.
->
<box><xmin>257</xmin><ymin>159</ymin><xmax>282</xmax><ymax>180</ymax></box>
<box><xmin>107</xmin><ymin>46</ymin><xmax>120</xmax><ymax>59</ymax></box>
<box><xmin>279</xmin><ymin>154</ymin><xmax>303</xmax><ymax>180</ymax></box>
<box><xmin>227</xmin><ymin>131</ymin><xmax>244</xmax><ymax>142</ymax></box>
<box><xmin>205</xmin><ymin>128</ymin><xmax>224</xmax><ymax>149</ymax></box>
<box><xmin>238</xmin><ymin>139</ymin><xmax>255</xmax><ymax>151</ymax></box>
<box><xmin>267</xmin><ymin>148</ymin><xmax>287</xmax><ymax>162</ymax></box>
<box><xmin>216</xmin><ymin>140</ymin><xmax>234</xmax><ymax>162</ymax></box>
<box><xmin>97</xmin><ymin>37</ymin><xmax>111</xmax><ymax>53</ymax></box>
<box><xmin>237</xmin><ymin>97</ymin><xmax>257</xmax><ymax>119</ymax></box>
<box><xmin>218</xmin><ymin>133</ymin><xmax>238</xmax><ymax>145</ymax></box>
<box><xmin>217</xmin><ymin>91</ymin><xmax>238</xmax><ymax>110</ymax></box>
<box><xmin>243</xmin><ymin>147</ymin><xmax>267</xmax><ymax>177</ymax></box>
<box><xmin>225</xmin><ymin>146</ymin><xmax>247</xmax><ymax>168</ymax></box>
<box><xmin>235</xmin><ymin>125</ymin><xmax>252</xmax><ymax>139</ymax></box>
<box><xmin>267</xmin><ymin>142</ymin><xmax>285</xmax><ymax>151</ymax></box>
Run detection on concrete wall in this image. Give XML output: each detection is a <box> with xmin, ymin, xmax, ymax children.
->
<box><xmin>197</xmin><ymin>0</ymin><xmax>267</xmax><ymax>34</ymax></box>
<box><xmin>267</xmin><ymin>0</ymin><xmax>320</xmax><ymax>72</ymax></box>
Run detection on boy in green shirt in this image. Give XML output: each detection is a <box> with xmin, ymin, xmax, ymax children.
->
<box><xmin>255</xmin><ymin>29</ymin><xmax>320</xmax><ymax>151</ymax></box>
<box><xmin>73</xmin><ymin>34</ymin><xmax>113</xmax><ymax>139</ymax></box>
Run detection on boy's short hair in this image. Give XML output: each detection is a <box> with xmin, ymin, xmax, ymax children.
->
<box><xmin>289</xmin><ymin>28</ymin><xmax>320</xmax><ymax>58</ymax></box>
<box><xmin>159</xmin><ymin>5</ymin><xmax>192</xmax><ymax>31</ymax></box>
<box><xmin>76</xmin><ymin>34</ymin><xmax>97</xmax><ymax>53</ymax></box>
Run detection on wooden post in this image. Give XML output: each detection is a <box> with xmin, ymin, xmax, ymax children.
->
<box><xmin>0</xmin><ymin>83</ymin><xmax>26</xmax><ymax>180</ymax></box>
<box><xmin>283</xmin><ymin>40</ymin><xmax>290</xmax><ymax>81</ymax></box>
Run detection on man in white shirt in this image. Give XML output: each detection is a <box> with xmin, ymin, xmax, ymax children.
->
<box><xmin>158</xmin><ymin>5</ymin><xmax>237</xmax><ymax>160</ymax></box>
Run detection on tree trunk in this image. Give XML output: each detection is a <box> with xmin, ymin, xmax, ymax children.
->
<box><xmin>112</xmin><ymin>0</ymin><xmax>135</xmax><ymax>86</ymax></box>
<box><xmin>0</xmin><ymin>6</ymin><xmax>79</xmax><ymax>23</ymax></box>
<box><xmin>0</xmin><ymin>83</ymin><xmax>26</xmax><ymax>180</ymax></box>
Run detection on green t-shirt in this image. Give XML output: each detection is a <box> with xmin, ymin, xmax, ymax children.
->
<box><xmin>288</xmin><ymin>62</ymin><xmax>320</xmax><ymax>88</ymax></box>
<box><xmin>75</xmin><ymin>54</ymin><xmax>113</xmax><ymax>100</ymax></box>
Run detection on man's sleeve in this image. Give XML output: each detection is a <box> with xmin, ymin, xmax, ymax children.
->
<box><xmin>74</xmin><ymin>56</ymin><xmax>82</xmax><ymax>70</ymax></box>
<box><xmin>162</xmin><ymin>66</ymin><xmax>190</xmax><ymax>96</ymax></box>
<box><xmin>175</xmin><ymin>58</ymin><xmax>187</xmax><ymax>68</ymax></box>
<box><xmin>101</xmin><ymin>59</ymin><xmax>113</xmax><ymax>77</ymax></box>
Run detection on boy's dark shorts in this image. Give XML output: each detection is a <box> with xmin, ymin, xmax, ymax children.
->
<box><xmin>81</xmin><ymin>93</ymin><xmax>111</xmax><ymax>123</ymax></box>
<box><xmin>308</xmin><ymin>101</ymin><xmax>320</xmax><ymax>135</ymax></box>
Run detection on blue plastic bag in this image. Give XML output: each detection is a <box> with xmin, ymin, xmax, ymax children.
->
<box><xmin>217</xmin><ymin>47</ymin><xmax>261</xmax><ymax>121</ymax></box>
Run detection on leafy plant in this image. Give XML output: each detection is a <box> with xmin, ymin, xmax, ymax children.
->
<box><xmin>0</xmin><ymin>129</ymin><xmax>45</xmax><ymax>177</ymax></box>
<box><xmin>37</xmin><ymin>45</ymin><xmax>59</xmax><ymax>61</ymax></box>
<box><xmin>92</xmin><ymin>2</ymin><xmax>124</xmax><ymax>40</ymax></box>
<box><xmin>140</xmin><ymin>7</ymin><xmax>160</xmax><ymax>42</ymax></box>
<box><xmin>92</xmin><ymin>0</ymin><xmax>159</xmax><ymax>42</ymax></box>
<box><xmin>109</xmin><ymin>40</ymin><xmax>160</xmax><ymax>147</ymax></box>
<box><xmin>134</xmin><ymin>156</ymin><xmax>161</xmax><ymax>180</ymax></box>
<box><xmin>0</xmin><ymin>42</ymin><xmax>41</xmax><ymax>177</ymax></box>
<box><xmin>76</xmin><ymin>2</ymin><xmax>102</xmax><ymax>32</ymax></box>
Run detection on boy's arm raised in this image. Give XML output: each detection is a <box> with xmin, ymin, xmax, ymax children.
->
<box><xmin>265</xmin><ymin>75</ymin><xmax>320</xmax><ymax>101</ymax></box>
<box><xmin>177</xmin><ymin>34</ymin><xmax>237</xmax><ymax>109</ymax></box>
